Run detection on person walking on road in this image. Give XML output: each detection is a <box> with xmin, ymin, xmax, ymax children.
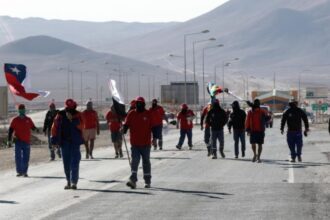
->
<box><xmin>176</xmin><ymin>104</ymin><xmax>195</xmax><ymax>150</ymax></box>
<box><xmin>245</xmin><ymin>99</ymin><xmax>269</xmax><ymax>163</ymax></box>
<box><xmin>201</xmin><ymin>103</ymin><xmax>212</xmax><ymax>156</ymax></box>
<box><xmin>8</xmin><ymin>104</ymin><xmax>39</xmax><ymax>177</ymax></box>
<box><xmin>51</xmin><ymin>99</ymin><xmax>84</xmax><ymax>190</ymax></box>
<box><xmin>228</xmin><ymin>101</ymin><xmax>246</xmax><ymax>158</ymax></box>
<box><xmin>43</xmin><ymin>103</ymin><xmax>61</xmax><ymax>161</ymax></box>
<box><xmin>123</xmin><ymin>97</ymin><xmax>153</xmax><ymax>189</ymax></box>
<box><xmin>206</xmin><ymin>99</ymin><xmax>228</xmax><ymax>159</ymax></box>
<box><xmin>106</xmin><ymin>105</ymin><xmax>124</xmax><ymax>158</ymax></box>
<box><xmin>81</xmin><ymin>101</ymin><xmax>100</xmax><ymax>159</ymax></box>
<box><xmin>280</xmin><ymin>100</ymin><xmax>309</xmax><ymax>162</ymax></box>
<box><xmin>149</xmin><ymin>99</ymin><xmax>167</xmax><ymax>150</ymax></box>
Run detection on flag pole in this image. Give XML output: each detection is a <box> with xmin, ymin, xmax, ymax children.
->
<box><xmin>122</xmin><ymin>134</ymin><xmax>131</xmax><ymax>167</ymax></box>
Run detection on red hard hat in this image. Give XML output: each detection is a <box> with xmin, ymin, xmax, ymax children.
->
<box><xmin>181</xmin><ymin>103</ymin><xmax>188</xmax><ymax>110</ymax></box>
<box><xmin>130</xmin><ymin>99</ymin><xmax>136</xmax><ymax>107</ymax></box>
<box><xmin>18</xmin><ymin>104</ymin><xmax>25</xmax><ymax>110</ymax></box>
<box><xmin>65</xmin><ymin>99</ymin><xmax>76</xmax><ymax>109</ymax></box>
<box><xmin>136</xmin><ymin>96</ymin><xmax>145</xmax><ymax>103</ymax></box>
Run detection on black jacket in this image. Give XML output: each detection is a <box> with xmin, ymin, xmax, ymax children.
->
<box><xmin>281</xmin><ymin>107</ymin><xmax>309</xmax><ymax>132</ymax></box>
<box><xmin>206</xmin><ymin>106</ymin><xmax>228</xmax><ymax>130</ymax></box>
<box><xmin>43</xmin><ymin>110</ymin><xmax>59</xmax><ymax>133</ymax></box>
<box><xmin>228</xmin><ymin>109</ymin><xmax>246</xmax><ymax>131</ymax></box>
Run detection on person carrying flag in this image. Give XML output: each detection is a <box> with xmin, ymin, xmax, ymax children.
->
<box><xmin>228</xmin><ymin>101</ymin><xmax>246</xmax><ymax>158</ymax></box>
<box><xmin>245</xmin><ymin>99</ymin><xmax>269</xmax><ymax>163</ymax></box>
<box><xmin>106</xmin><ymin>105</ymin><xmax>124</xmax><ymax>158</ymax></box>
<box><xmin>201</xmin><ymin>102</ymin><xmax>212</xmax><ymax>156</ymax></box>
<box><xmin>81</xmin><ymin>101</ymin><xmax>100</xmax><ymax>159</ymax></box>
<box><xmin>123</xmin><ymin>97</ymin><xmax>153</xmax><ymax>189</ymax></box>
<box><xmin>206</xmin><ymin>99</ymin><xmax>228</xmax><ymax>159</ymax></box>
<box><xmin>149</xmin><ymin>99</ymin><xmax>167</xmax><ymax>150</ymax></box>
<box><xmin>43</xmin><ymin>103</ymin><xmax>61</xmax><ymax>161</ymax></box>
<box><xmin>51</xmin><ymin>99</ymin><xmax>83</xmax><ymax>190</ymax></box>
<box><xmin>8</xmin><ymin>104</ymin><xmax>39</xmax><ymax>177</ymax></box>
<box><xmin>176</xmin><ymin>104</ymin><xmax>195</xmax><ymax>150</ymax></box>
<box><xmin>280</xmin><ymin>100</ymin><xmax>309</xmax><ymax>162</ymax></box>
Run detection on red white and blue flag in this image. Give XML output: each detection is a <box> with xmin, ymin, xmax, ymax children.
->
<box><xmin>4</xmin><ymin>63</ymin><xmax>50</xmax><ymax>101</ymax></box>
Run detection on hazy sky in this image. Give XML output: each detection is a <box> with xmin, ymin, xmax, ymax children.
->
<box><xmin>0</xmin><ymin>0</ymin><xmax>229</xmax><ymax>22</ymax></box>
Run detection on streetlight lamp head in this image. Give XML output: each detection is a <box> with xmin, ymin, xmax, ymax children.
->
<box><xmin>217</xmin><ymin>44</ymin><xmax>224</xmax><ymax>47</ymax></box>
<box><xmin>209</xmin><ymin>38</ymin><xmax>216</xmax><ymax>41</ymax></box>
<box><xmin>201</xmin><ymin>30</ymin><xmax>210</xmax><ymax>33</ymax></box>
<box><xmin>234</xmin><ymin>58</ymin><xmax>240</xmax><ymax>61</ymax></box>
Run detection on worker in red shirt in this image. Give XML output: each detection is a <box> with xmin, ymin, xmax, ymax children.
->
<box><xmin>123</xmin><ymin>96</ymin><xmax>152</xmax><ymax>189</ymax></box>
<box><xmin>149</xmin><ymin>99</ymin><xmax>168</xmax><ymax>150</ymax></box>
<box><xmin>106</xmin><ymin>105</ymin><xmax>124</xmax><ymax>158</ymax></box>
<box><xmin>201</xmin><ymin>103</ymin><xmax>212</xmax><ymax>156</ymax></box>
<box><xmin>81</xmin><ymin>101</ymin><xmax>100</xmax><ymax>159</ymax></box>
<box><xmin>245</xmin><ymin>99</ymin><xmax>270</xmax><ymax>163</ymax></box>
<box><xmin>8</xmin><ymin>104</ymin><xmax>38</xmax><ymax>177</ymax></box>
<box><xmin>176</xmin><ymin>104</ymin><xmax>195</xmax><ymax>150</ymax></box>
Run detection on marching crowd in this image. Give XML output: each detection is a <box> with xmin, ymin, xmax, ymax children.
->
<box><xmin>6</xmin><ymin>95</ymin><xmax>317</xmax><ymax>190</ymax></box>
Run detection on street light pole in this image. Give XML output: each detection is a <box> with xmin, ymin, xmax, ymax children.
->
<box><xmin>202</xmin><ymin>44</ymin><xmax>224</xmax><ymax>105</ymax></box>
<box><xmin>222</xmin><ymin>58</ymin><xmax>239</xmax><ymax>105</ymax></box>
<box><xmin>184</xmin><ymin>30</ymin><xmax>209</xmax><ymax>104</ymax></box>
<box><xmin>193</xmin><ymin>37</ymin><xmax>216</xmax><ymax>107</ymax></box>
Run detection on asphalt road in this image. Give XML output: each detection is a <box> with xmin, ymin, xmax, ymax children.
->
<box><xmin>0</xmin><ymin>119</ymin><xmax>329</xmax><ymax>220</ymax></box>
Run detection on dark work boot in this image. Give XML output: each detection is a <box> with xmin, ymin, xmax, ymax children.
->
<box><xmin>212</xmin><ymin>150</ymin><xmax>217</xmax><ymax>159</ymax></box>
<box><xmin>220</xmin><ymin>148</ymin><xmax>225</xmax><ymax>158</ymax></box>
<box><xmin>159</xmin><ymin>140</ymin><xmax>163</xmax><ymax>150</ymax></box>
<box><xmin>207</xmin><ymin>146</ymin><xmax>211</xmax><ymax>157</ymax></box>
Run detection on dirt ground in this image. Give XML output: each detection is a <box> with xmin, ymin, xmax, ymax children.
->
<box><xmin>0</xmin><ymin>130</ymin><xmax>115</xmax><ymax>172</ymax></box>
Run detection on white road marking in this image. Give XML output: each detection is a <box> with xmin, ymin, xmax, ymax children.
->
<box><xmin>288</xmin><ymin>164</ymin><xmax>295</xmax><ymax>183</ymax></box>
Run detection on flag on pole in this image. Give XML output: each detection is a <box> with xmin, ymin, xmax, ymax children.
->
<box><xmin>207</xmin><ymin>82</ymin><xmax>224</xmax><ymax>98</ymax></box>
<box><xmin>108</xmin><ymin>79</ymin><xmax>126</xmax><ymax>117</ymax></box>
<box><xmin>4</xmin><ymin>63</ymin><xmax>50</xmax><ymax>101</ymax></box>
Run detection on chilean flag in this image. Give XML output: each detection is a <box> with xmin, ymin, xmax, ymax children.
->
<box><xmin>4</xmin><ymin>63</ymin><xmax>50</xmax><ymax>101</ymax></box>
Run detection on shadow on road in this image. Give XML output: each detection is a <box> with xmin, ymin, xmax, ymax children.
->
<box><xmin>226</xmin><ymin>158</ymin><xmax>330</xmax><ymax>168</ymax></box>
<box><xmin>89</xmin><ymin>180</ymin><xmax>123</xmax><ymax>184</ymax></box>
<box><xmin>92</xmin><ymin>158</ymin><xmax>127</xmax><ymax>161</ymax></box>
<box><xmin>159</xmin><ymin>149</ymin><xmax>205</xmax><ymax>152</ymax></box>
<box><xmin>78</xmin><ymin>188</ymin><xmax>153</xmax><ymax>195</ymax></box>
<box><xmin>149</xmin><ymin>187</ymin><xmax>233</xmax><ymax>200</ymax></box>
<box><xmin>29</xmin><ymin>176</ymin><xmax>66</xmax><ymax>179</ymax></box>
<box><xmin>151</xmin><ymin>157</ymin><xmax>191</xmax><ymax>160</ymax></box>
<box><xmin>0</xmin><ymin>200</ymin><xmax>18</xmax><ymax>204</ymax></box>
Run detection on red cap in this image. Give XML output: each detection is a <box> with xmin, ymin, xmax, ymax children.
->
<box><xmin>136</xmin><ymin>96</ymin><xmax>145</xmax><ymax>103</ymax></box>
<box><xmin>130</xmin><ymin>100</ymin><xmax>136</xmax><ymax>107</ymax></box>
<box><xmin>152</xmin><ymin>99</ymin><xmax>158</xmax><ymax>103</ymax></box>
<box><xmin>65</xmin><ymin>99</ymin><xmax>76</xmax><ymax>109</ymax></box>
<box><xmin>181</xmin><ymin>103</ymin><xmax>188</xmax><ymax>110</ymax></box>
<box><xmin>18</xmin><ymin>104</ymin><xmax>25</xmax><ymax>110</ymax></box>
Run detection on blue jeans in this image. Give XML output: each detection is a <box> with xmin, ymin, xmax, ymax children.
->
<box><xmin>47</xmin><ymin>132</ymin><xmax>61</xmax><ymax>159</ymax></box>
<box><xmin>15</xmin><ymin>140</ymin><xmax>30</xmax><ymax>174</ymax></box>
<box><xmin>177</xmin><ymin>129</ymin><xmax>193</xmax><ymax>147</ymax></box>
<box><xmin>61</xmin><ymin>142</ymin><xmax>81</xmax><ymax>184</ymax></box>
<box><xmin>233</xmin><ymin>130</ymin><xmax>246</xmax><ymax>156</ymax></box>
<box><xmin>211</xmin><ymin>129</ymin><xmax>224</xmax><ymax>152</ymax></box>
<box><xmin>130</xmin><ymin>146</ymin><xmax>151</xmax><ymax>184</ymax></box>
<box><xmin>287</xmin><ymin>131</ymin><xmax>303</xmax><ymax>159</ymax></box>
<box><xmin>204</xmin><ymin>127</ymin><xmax>211</xmax><ymax>149</ymax></box>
